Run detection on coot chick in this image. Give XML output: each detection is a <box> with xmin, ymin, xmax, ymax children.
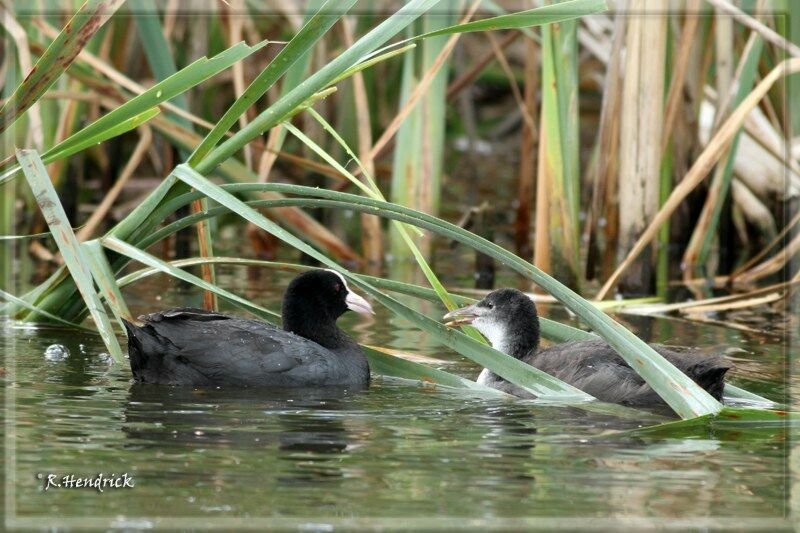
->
<box><xmin>122</xmin><ymin>269</ymin><xmax>373</xmax><ymax>387</ymax></box>
<box><xmin>443</xmin><ymin>288</ymin><xmax>730</xmax><ymax>407</ymax></box>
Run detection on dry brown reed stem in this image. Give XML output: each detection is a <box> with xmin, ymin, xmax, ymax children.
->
<box><xmin>266</xmin><ymin>148</ymin><xmax>348</xmax><ymax>182</ymax></box>
<box><xmin>486</xmin><ymin>32</ymin><xmax>537</xmax><ymax>133</ymax></box>
<box><xmin>359</xmin><ymin>0</ymin><xmax>481</xmax><ymax>173</ymax></box>
<box><xmin>705</xmin><ymin>0</ymin><xmax>800</xmax><ymax>58</ymax></box>
<box><xmin>660</xmin><ymin>0</ymin><xmax>701</xmax><ymax>154</ymax></box>
<box><xmin>363</xmin><ymin>29</ymin><xmax>519</xmax><ymax>175</ymax></box>
<box><xmin>682</xmin><ymin>30</ymin><xmax>761</xmax><ymax>274</ymax></box>
<box><xmin>714</xmin><ymin>8</ymin><xmax>734</xmax><ymax>108</ymax></box>
<box><xmin>734</xmin><ymin>231</ymin><xmax>800</xmax><ymax>285</ymax></box>
<box><xmin>585</xmin><ymin>11</ymin><xmax>625</xmax><ymax>280</ymax></box>
<box><xmin>37</xmin><ymin>84</ymin><xmax>360</xmax><ymax>263</ymax></box>
<box><xmin>37</xmin><ymin>94</ymin><xmax>340</xmax><ymax>187</ymax></box>
<box><xmin>226</xmin><ymin>0</ymin><xmax>253</xmax><ymax>168</ymax></box>
<box><xmin>76</xmin><ymin>126</ymin><xmax>152</xmax><ymax>242</ymax></box>
<box><xmin>35</xmin><ymin>20</ymin><xmax>229</xmax><ymax>134</ymax></box>
<box><xmin>163</xmin><ymin>0</ymin><xmax>180</xmax><ymax>37</ymax></box>
<box><xmin>624</xmin><ymin>278</ymin><xmax>798</xmax><ymax>315</ymax></box>
<box><xmin>731</xmin><ymin>209</ymin><xmax>800</xmax><ymax>278</ymax></box>
<box><xmin>677</xmin><ymin>314</ymin><xmax>768</xmax><ymax>334</ymax></box>
<box><xmin>687</xmin><ymin>292</ymin><xmax>781</xmax><ymax>313</ymax></box>
<box><xmin>445</xmin><ymin>30</ymin><xmax>520</xmax><ymax>101</ymax></box>
<box><xmin>704</xmin><ymin>84</ymin><xmax>800</xmax><ymax>180</ymax></box>
<box><xmin>596</xmin><ymin>57</ymin><xmax>800</xmax><ymax>300</ymax></box>
<box><xmin>342</xmin><ymin>16</ymin><xmax>382</xmax><ymax>270</ymax></box>
<box><xmin>615</xmin><ymin>0</ymin><xmax>666</xmax><ymax>294</ymax></box>
<box><xmin>533</xmin><ymin>127</ymin><xmax>550</xmax><ymax>276</ymax></box>
<box><xmin>257</xmin><ymin>126</ymin><xmax>283</xmax><ymax>183</ymax></box>
<box><xmin>45</xmin><ymin>96</ymin><xmax>79</xmax><ymax>182</ymax></box>
<box><xmin>271</xmin><ymin>0</ymin><xmax>304</xmax><ymax>32</ymax></box>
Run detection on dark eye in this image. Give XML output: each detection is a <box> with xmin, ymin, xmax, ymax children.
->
<box><xmin>333</xmin><ymin>283</ymin><xmax>342</xmax><ymax>292</ymax></box>
<box><xmin>487</xmin><ymin>302</ymin><xmax>493</xmax><ymax>309</ymax></box>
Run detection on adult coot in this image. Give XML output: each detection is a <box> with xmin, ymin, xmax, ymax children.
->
<box><xmin>122</xmin><ymin>269</ymin><xmax>373</xmax><ymax>387</ymax></box>
<box><xmin>443</xmin><ymin>288</ymin><xmax>730</xmax><ymax>407</ymax></box>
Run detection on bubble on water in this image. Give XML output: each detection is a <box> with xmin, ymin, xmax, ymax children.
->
<box><xmin>98</xmin><ymin>352</ymin><xmax>114</xmax><ymax>364</ymax></box>
<box><xmin>79</xmin><ymin>343</ymin><xmax>87</xmax><ymax>354</ymax></box>
<box><xmin>44</xmin><ymin>344</ymin><xmax>69</xmax><ymax>361</ymax></box>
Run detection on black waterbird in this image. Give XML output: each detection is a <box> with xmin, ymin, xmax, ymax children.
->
<box><xmin>443</xmin><ymin>288</ymin><xmax>730</xmax><ymax>407</ymax></box>
<box><xmin>123</xmin><ymin>270</ymin><xmax>373</xmax><ymax>387</ymax></box>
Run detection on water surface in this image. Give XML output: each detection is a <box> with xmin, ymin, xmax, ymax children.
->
<box><xmin>4</xmin><ymin>267</ymin><xmax>795</xmax><ymax>528</ymax></box>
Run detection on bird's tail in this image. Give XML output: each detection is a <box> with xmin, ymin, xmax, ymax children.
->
<box><xmin>121</xmin><ymin>319</ymin><xmax>161</xmax><ymax>379</ymax></box>
<box><xmin>689</xmin><ymin>358</ymin><xmax>731</xmax><ymax>401</ymax></box>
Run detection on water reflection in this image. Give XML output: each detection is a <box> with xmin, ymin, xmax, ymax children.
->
<box><xmin>123</xmin><ymin>385</ymin><xmax>367</xmax><ymax>484</ymax></box>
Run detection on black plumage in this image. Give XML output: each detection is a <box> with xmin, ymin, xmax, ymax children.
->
<box><xmin>122</xmin><ymin>270</ymin><xmax>371</xmax><ymax>387</ymax></box>
<box><xmin>444</xmin><ymin>288</ymin><xmax>731</xmax><ymax>407</ymax></box>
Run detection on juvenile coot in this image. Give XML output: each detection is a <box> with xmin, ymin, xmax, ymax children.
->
<box><xmin>122</xmin><ymin>269</ymin><xmax>373</xmax><ymax>387</ymax></box>
<box><xmin>443</xmin><ymin>288</ymin><xmax>730</xmax><ymax>407</ymax></box>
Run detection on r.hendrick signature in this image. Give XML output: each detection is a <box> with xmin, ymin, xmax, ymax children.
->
<box><xmin>38</xmin><ymin>473</ymin><xmax>134</xmax><ymax>493</ymax></box>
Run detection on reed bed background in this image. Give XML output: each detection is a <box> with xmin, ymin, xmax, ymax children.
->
<box><xmin>1</xmin><ymin>0</ymin><xmax>798</xmax><ymax>425</ymax></box>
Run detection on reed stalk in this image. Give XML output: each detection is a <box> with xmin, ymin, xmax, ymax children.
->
<box><xmin>534</xmin><ymin>0</ymin><xmax>581</xmax><ymax>290</ymax></box>
<box><xmin>615</xmin><ymin>0</ymin><xmax>667</xmax><ymax>296</ymax></box>
<box><xmin>390</xmin><ymin>5</ymin><xmax>456</xmax><ymax>260</ymax></box>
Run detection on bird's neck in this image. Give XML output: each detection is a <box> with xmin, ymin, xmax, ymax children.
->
<box><xmin>482</xmin><ymin>316</ymin><xmax>539</xmax><ymax>360</ymax></box>
<box><xmin>494</xmin><ymin>328</ymin><xmax>539</xmax><ymax>359</ymax></box>
<box><xmin>282</xmin><ymin>310</ymin><xmax>352</xmax><ymax>351</ymax></box>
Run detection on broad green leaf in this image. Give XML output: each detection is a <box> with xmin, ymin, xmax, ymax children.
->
<box><xmin>171</xmin><ymin>164</ymin><xmax>593</xmax><ymax>401</ymax></box>
<box><xmin>327</xmin><ymin>44</ymin><xmax>417</xmax><ymax>87</ymax></box>
<box><xmin>46</xmin><ymin>107</ymin><xmax>159</xmax><ymax>165</ymax></box>
<box><xmin>146</xmin><ymin>114</ymin><xmax>360</xmax><ymax>262</ymax></box>
<box><xmin>16</xmin><ymin>149</ymin><xmax>123</xmax><ymax>362</ymax></box>
<box><xmin>113</xmin><ymin>254</ymin><xmax>594</xmax><ymax>345</ymax></box>
<box><xmin>189</xmin><ymin>0</ymin><xmax>358</xmax><ymax>165</ymax></box>
<box><xmin>81</xmin><ymin>240</ymin><xmax>133</xmax><ymax>325</ymax></box>
<box><xmin>162</xmin><ymin>175</ymin><xmax>723</xmax><ymax>418</ymax></box>
<box><xmin>363</xmin><ymin>346</ymin><xmax>507</xmax><ymax>396</ymax></box>
<box><xmin>0</xmin><ymin>40</ymin><xmax>264</xmax><ymax>187</ymax></box>
<box><xmin>415</xmin><ymin>0</ymin><xmax>607</xmax><ymax>39</ymax></box>
<box><xmin>0</xmin><ymin>288</ymin><xmax>97</xmax><ymax>333</ymax></box>
<box><xmin>0</xmin><ymin>0</ymin><xmax>124</xmax><ymax>135</ymax></box>
<box><xmin>56</xmin><ymin>40</ymin><xmax>265</xmax><ymax>158</ymax></box>
<box><xmin>197</xmin><ymin>0</ymin><xmax>443</xmax><ymax>174</ymax></box>
<box><xmin>0</xmin><ymin>108</ymin><xmax>161</xmax><ymax>188</ymax></box>
<box><xmin>289</xmin><ymin>112</ymin><xmax>485</xmax><ymax>344</ymax></box>
<box><xmin>130</xmin><ymin>0</ymin><xmax>193</xmax><ymax>128</ymax></box>
<box><xmin>102</xmin><ymin>236</ymin><xmax>278</xmax><ymax>322</ymax></box>
<box><xmin>132</xmin><ymin>180</ymin><xmax>771</xmax><ymax>409</ymax></box>
<box><xmin>130</xmin><ymin>0</ymin><xmax>217</xmax><ymax>308</ymax></box>
<box><xmin>614</xmin><ymin>407</ymin><xmax>796</xmax><ymax>439</ymax></box>
<box><xmin>696</xmin><ymin>37</ymin><xmax>764</xmax><ymax>264</ymax></box>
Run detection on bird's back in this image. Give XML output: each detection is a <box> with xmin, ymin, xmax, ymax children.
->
<box><xmin>123</xmin><ymin>308</ymin><xmax>369</xmax><ymax>387</ymax></box>
<box><xmin>528</xmin><ymin>339</ymin><xmax>730</xmax><ymax>406</ymax></box>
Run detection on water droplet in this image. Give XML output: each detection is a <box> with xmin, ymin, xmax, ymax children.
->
<box><xmin>44</xmin><ymin>344</ymin><xmax>69</xmax><ymax>361</ymax></box>
<box><xmin>156</xmin><ymin>90</ymin><xmax>162</xmax><ymax>98</ymax></box>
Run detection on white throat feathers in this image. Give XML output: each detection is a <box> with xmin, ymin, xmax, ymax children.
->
<box><xmin>472</xmin><ymin>316</ymin><xmax>509</xmax><ymax>355</ymax></box>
